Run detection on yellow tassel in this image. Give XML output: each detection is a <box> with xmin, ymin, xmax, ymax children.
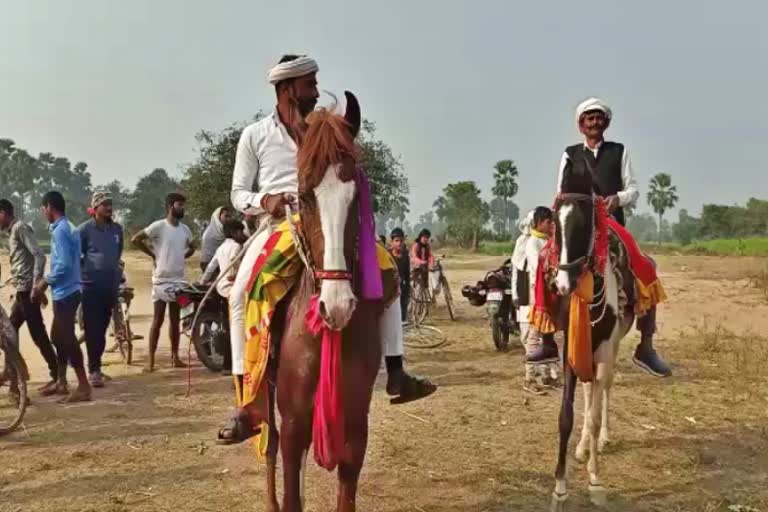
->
<box><xmin>568</xmin><ymin>272</ymin><xmax>594</xmax><ymax>382</ymax></box>
<box><xmin>528</xmin><ymin>308</ymin><xmax>557</xmax><ymax>334</ymax></box>
<box><xmin>634</xmin><ymin>279</ymin><xmax>667</xmax><ymax>316</ymax></box>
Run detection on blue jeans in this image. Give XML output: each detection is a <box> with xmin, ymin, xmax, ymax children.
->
<box><xmin>82</xmin><ymin>287</ymin><xmax>117</xmax><ymax>373</ymax></box>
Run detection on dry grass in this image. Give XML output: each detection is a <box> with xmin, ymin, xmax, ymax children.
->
<box><xmin>2</xmin><ymin>253</ymin><xmax>768</xmax><ymax>511</ymax></box>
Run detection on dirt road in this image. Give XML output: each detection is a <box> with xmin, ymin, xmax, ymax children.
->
<box><xmin>1</xmin><ymin>252</ymin><xmax>767</xmax><ymax>511</ymax></box>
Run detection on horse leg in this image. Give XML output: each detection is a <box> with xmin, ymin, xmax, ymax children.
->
<box><xmin>598</xmin><ymin>370</ymin><xmax>614</xmax><ymax>453</ymax></box>
<box><xmin>600</xmin><ymin>326</ymin><xmax>624</xmax><ymax>453</ymax></box>
<box><xmin>266</xmin><ymin>379</ymin><xmax>280</xmax><ymax>512</ymax></box>
<box><xmin>574</xmin><ymin>381</ymin><xmax>592</xmax><ymax>462</ymax></box>
<box><xmin>552</xmin><ymin>363</ymin><xmax>577</xmax><ymax>511</ymax></box>
<box><xmin>336</xmin><ymin>312</ymin><xmax>380</xmax><ymax>512</ymax></box>
<box><xmin>587</xmin><ymin>359</ymin><xmax>612</xmax><ymax>506</ymax></box>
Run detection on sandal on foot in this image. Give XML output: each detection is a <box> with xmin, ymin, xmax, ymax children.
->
<box><xmin>216</xmin><ymin>412</ymin><xmax>262</xmax><ymax>445</ymax></box>
<box><xmin>388</xmin><ymin>374</ymin><xmax>437</xmax><ymax>405</ymax></box>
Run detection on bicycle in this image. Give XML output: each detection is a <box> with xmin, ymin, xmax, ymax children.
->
<box><xmin>408</xmin><ymin>256</ymin><xmax>456</xmax><ymax>323</ymax></box>
<box><xmin>0</xmin><ymin>280</ymin><xmax>29</xmax><ymax>436</ymax></box>
<box><xmin>77</xmin><ymin>283</ymin><xmax>140</xmax><ymax>365</ymax></box>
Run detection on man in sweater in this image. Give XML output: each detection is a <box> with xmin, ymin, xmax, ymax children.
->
<box><xmin>78</xmin><ymin>191</ymin><xmax>123</xmax><ymax>387</ymax></box>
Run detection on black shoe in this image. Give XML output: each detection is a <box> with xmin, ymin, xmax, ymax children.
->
<box><xmin>526</xmin><ymin>340</ymin><xmax>559</xmax><ymax>365</ymax></box>
<box><xmin>632</xmin><ymin>345</ymin><xmax>672</xmax><ymax>377</ymax></box>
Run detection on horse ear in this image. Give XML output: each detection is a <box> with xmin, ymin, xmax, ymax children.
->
<box><xmin>344</xmin><ymin>91</ymin><xmax>361</xmax><ymax>138</ymax></box>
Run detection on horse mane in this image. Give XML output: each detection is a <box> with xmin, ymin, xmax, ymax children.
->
<box><xmin>297</xmin><ymin>104</ymin><xmax>357</xmax><ymax>192</ymax></box>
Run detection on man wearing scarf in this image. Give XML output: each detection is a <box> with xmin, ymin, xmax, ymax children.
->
<box><xmin>199</xmin><ymin>206</ymin><xmax>234</xmax><ymax>272</ymax></box>
<box><xmin>218</xmin><ymin>55</ymin><xmax>435</xmax><ymax>444</ymax></box>
<box><xmin>556</xmin><ymin>98</ymin><xmax>671</xmax><ymax>378</ymax></box>
<box><xmin>512</xmin><ymin>208</ymin><xmax>560</xmax><ymax>391</ymax></box>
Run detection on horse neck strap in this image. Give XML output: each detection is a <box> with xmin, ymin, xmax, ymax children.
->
<box><xmin>314</xmin><ymin>269</ymin><xmax>353</xmax><ymax>281</ymax></box>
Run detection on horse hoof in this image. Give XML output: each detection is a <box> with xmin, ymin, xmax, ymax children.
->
<box><xmin>589</xmin><ymin>484</ymin><xmax>608</xmax><ymax>506</ymax></box>
<box><xmin>574</xmin><ymin>446</ymin><xmax>588</xmax><ymax>462</ymax></box>
<box><xmin>550</xmin><ymin>491</ymin><xmax>569</xmax><ymax>512</ymax></box>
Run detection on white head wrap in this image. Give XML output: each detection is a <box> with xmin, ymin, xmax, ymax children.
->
<box><xmin>267</xmin><ymin>56</ymin><xmax>319</xmax><ymax>85</ymax></box>
<box><xmin>511</xmin><ymin>210</ymin><xmax>535</xmax><ymax>271</ymax></box>
<box><xmin>575</xmin><ymin>97</ymin><xmax>612</xmax><ymax>127</ymax></box>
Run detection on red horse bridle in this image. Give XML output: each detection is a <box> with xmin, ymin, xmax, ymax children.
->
<box><xmin>314</xmin><ymin>269</ymin><xmax>353</xmax><ymax>281</ymax></box>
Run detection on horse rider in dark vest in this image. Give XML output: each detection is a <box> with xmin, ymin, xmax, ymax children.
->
<box><xmin>546</xmin><ymin>97</ymin><xmax>672</xmax><ymax>378</ymax></box>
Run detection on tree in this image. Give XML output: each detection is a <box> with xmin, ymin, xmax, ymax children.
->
<box><xmin>491</xmin><ymin>159</ymin><xmax>519</xmax><ymax>234</ymax></box>
<box><xmin>646</xmin><ymin>173</ymin><xmax>678</xmax><ymax>244</ymax></box>
<box><xmin>672</xmin><ymin>209</ymin><xmax>701</xmax><ymax>245</ymax></box>
<box><xmin>433</xmin><ymin>181</ymin><xmax>490</xmax><ymax>250</ymax></box>
<box><xmin>626</xmin><ymin>213</ymin><xmax>658</xmax><ymax>242</ymax></box>
<box><xmin>102</xmin><ymin>180</ymin><xmax>132</xmax><ymax>224</ymax></box>
<box><xmin>489</xmin><ymin>196</ymin><xmax>520</xmax><ymax>239</ymax></box>
<box><xmin>182</xmin><ymin>114</ymin><xmax>264</xmax><ymax>222</ymax></box>
<box><xmin>181</xmin><ymin>116</ymin><xmax>409</xmax><ymax>224</ymax></box>
<box><xmin>125</xmin><ymin>169</ymin><xmax>180</xmax><ymax>232</ymax></box>
<box><xmin>358</xmin><ymin>120</ymin><xmax>409</xmax><ymax>216</ymax></box>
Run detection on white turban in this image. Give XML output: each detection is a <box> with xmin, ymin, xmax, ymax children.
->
<box><xmin>575</xmin><ymin>97</ymin><xmax>612</xmax><ymax>126</ymax></box>
<box><xmin>267</xmin><ymin>56</ymin><xmax>319</xmax><ymax>85</ymax></box>
<box><xmin>511</xmin><ymin>210</ymin><xmax>535</xmax><ymax>271</ymax></box>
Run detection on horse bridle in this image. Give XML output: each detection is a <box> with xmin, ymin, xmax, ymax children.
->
<box><xmin>556</xmin><ymin>192</ymin><xmax>596</xmax><ymax>271</ymax></box>
<box><xmin>284</xmin><ymin>204</ymin><xmax>354</xmax><ymax>286</ymax></box>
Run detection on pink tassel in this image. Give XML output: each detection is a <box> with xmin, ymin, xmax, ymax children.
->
<box><xmin>305</xmin><ymin>294</ymin><xmax>346</xmax><ymax>471</ymax></box>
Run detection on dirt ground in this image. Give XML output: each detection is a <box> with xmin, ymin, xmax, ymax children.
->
<box><xmin>1</xmin><ymin>251</ymin><xmax>767</xmax><ymax>512</ymax></box>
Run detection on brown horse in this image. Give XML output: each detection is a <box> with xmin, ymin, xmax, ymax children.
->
<box><xmin>261</xmin><ymin>92</ymin><xmax>389</xmax><ymax>512</ymax></box>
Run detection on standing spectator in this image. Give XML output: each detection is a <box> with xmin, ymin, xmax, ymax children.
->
<box><xmin>388</xmin><ymin>227</ymin><xmax>410</xmax><ymax>322</ymax></box>
<box><xmin>78</xmin><ymin>191</ymin><xmax>123</xmax><ymax>387</ymax></box>
<box><xmin>32</xmin><ymin>191</ymin><xmax>91</xmax><ymax>403</ymax></box>
<box><xmin>199</xmin><ymin>207</ymin><xmax>233</xmax><ymax>272</ymax></box>
<box><xmin>131</xmin><ymin>193</ymin><xmax>196</xmax><ymax>372</ymax></box>
<box><xmin>0</xmin><ymin>199</ymin><xmax>59</xmax><ymax>395</ymax></box>
<box><xmin>198</xmin><ymin>218</ymin><xmax>248</xmax><ymax>375</ymax></box>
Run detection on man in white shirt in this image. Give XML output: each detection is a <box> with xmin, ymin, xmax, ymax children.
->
<box><xmin>132</xmin><ymin>193</ymin><xmax>196</xmax><ymax>372</ymax></box>
<box><xmin>218</xmin><ymin>54</ymin><xmax>435</xmax><ymax>444</ymax></box>
<box><xmin>199</xmin><ymin>218</ymin><xmax>247</xmax><ymax>375</ymax></box>
<box><xmin>556</xmin><ymin>97</ymin><xmax>671</xmax><ymax>377</ymax></box>
<box><xmin>512</xmin><ymin>207</ymin><xmax>559</xmax><ymax>391</ymax></box>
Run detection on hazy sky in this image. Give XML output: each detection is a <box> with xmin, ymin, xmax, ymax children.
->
<box><xmin>1</xmin><ymin>1</ymin><xmax>766</xmax><ymax>222</ymax></box>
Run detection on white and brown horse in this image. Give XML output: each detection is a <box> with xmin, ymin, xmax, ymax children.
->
<box><xmin>261</xmin><ymin>92</ymin><xmax>396</xmax><ymax>512</ymax></box>
<box><xmin>550</xmin><ymin>167</ymin><xmax>635</xmax><ymax>509</ymax></box>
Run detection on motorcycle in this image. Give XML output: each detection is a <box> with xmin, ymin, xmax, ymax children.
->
<box><xmin>175</xmin><ymin>283</ymin><xmax>230</xmax><ymax>373</ymax></box>
<box><xmin>461</xmin><ymin>258</ymin><xmax>518</xmax><ymax>352</ymax></box>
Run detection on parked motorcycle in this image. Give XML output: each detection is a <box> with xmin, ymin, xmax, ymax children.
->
<box><xmin>176</xmin><ymin>283</ymin><xmax>230</xmax><ymax>373</ymax></box>
<box><xmin>461</xmin><ymin>258</ymin><xmax>518</xmax><ymax>351</ymax></box>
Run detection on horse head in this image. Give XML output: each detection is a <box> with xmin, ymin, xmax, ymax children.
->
<box><xmin>296</xmin><ymin>91</ymin><xmax>362</xmax><ymax>329</ymax></box>
<box><xmin>555</xmin><ymin>163</ymin><xmax>595</xmax><ymax>295</ymax></box>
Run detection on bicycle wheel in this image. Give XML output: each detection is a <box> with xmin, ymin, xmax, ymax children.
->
<box><xmin>441</xmin><ymin>276</ymin><xmax>456</xmax><ymax>321</ymax></box>
<box><xmin>404</xmin><ymin>324</ymin><xmax>447</xmax><ymax>349</ymax></box>
<box><xmin>0</xmin><ymin>345</ymin><xmax>28</xmax><ymax>436</ymax></box>
<box><xmin>409</xmin><ymin>283</ymin><xmax>430</xmax><ymax>326</ymax></box>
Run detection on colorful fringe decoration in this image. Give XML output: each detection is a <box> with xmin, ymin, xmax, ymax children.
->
<box><xmin>604</xmin><ymin>217</ymin><xmax>667</xmax><ymax>315</ymax></box>
<box><xmin>305</xmin><ymin>295</ymin><xmax>347</xmax><ymax>471</ymax></box>
<box><xmin>568</xmin><ymin>271</ymin><xmax>595</xmax><ymax>382</ymax></box>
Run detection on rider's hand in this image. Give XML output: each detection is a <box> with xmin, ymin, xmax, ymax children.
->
<box><xmin>604</xmin><ymin>195</ymin><xmax>620</xmax><ymax>213</ymax></box>
<box><xmin>261</xmin><ymin>193</ymin><xmax>296</xmax><ymax>218</ymax></box>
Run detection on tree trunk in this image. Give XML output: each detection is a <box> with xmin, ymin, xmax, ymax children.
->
<box><xmin>472</xmin><ymin>228</ymin><xmax>478</xmax><ymax>252</ymax></box>
<box><xmin>658</xmin><ymin>212</ymin><xmax>663</xmax><ymax>245</ymax></box>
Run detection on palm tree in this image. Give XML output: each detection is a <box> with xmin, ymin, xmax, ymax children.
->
<box><xmin>647</xmin><ymin>173</ymin><xmax>679</xmax><ymax>244</ymax></box>
<box><xmin>491</xmin><ymin>160</ymin><xmax>519</xmax><ymax>234</ymax></box>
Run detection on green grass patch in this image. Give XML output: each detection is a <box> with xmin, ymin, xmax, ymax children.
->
<box><xmin>477</xmin><ymin>241</ymin><xmax>515</xmax><ymax>256</ymax></box>
<box><xmin>641</xmin><ymin>238</ymin><xmax>768</xmax><ymax>257</ymax></box>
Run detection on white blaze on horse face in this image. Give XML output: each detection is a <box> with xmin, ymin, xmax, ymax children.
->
<box><xmin>556</xmin><ymin>204</ymin><xmax>574</xmax><ymax>295</ymax></box>
<box><xmin>315</xmin><ymin>164</ymin><xmax>357</xmax><ymax>330</ymax></box>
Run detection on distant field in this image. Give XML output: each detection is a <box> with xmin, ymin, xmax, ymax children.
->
<box><xmin>480</xmin><ymin>238</ymin><xmax>768</xmax><ymax>257</ymax></box>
